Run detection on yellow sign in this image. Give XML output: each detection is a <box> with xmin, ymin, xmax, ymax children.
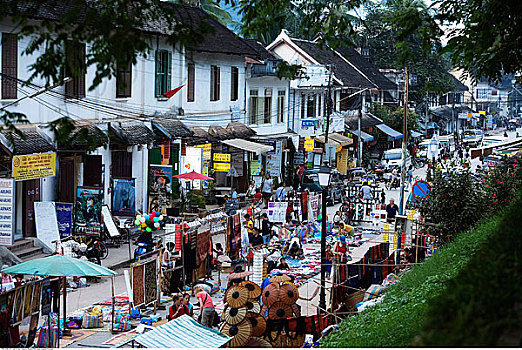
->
<box><xmin>304</xmin><ymin>139</ymin><xmax>315</xmax><ymax>152</ymax></box>
<box><xmin>213</xmin><ymin>153</ymin><xmax>231</xmax><ymax>163</ymax></box>
<box><xmin>196</xmin><ymin>143</ymin><xmax>212</xmax><ymax>161</ymax></box>
<box><xmin>213</xmin><ymin>162</ymin><xmax>231</xmax><ymax>172</ymax></box>
<box><xmin>479</xmin><ymin>110</ymin><xmax>486</xmax><ymax>115</ymax></box>
<box><xmin>382</xmin><ymin>223</ymin><xmax>390</xmax><ymax>243</ymax></box>
<box><xmin>336</xmin><ymin>149</ymin><xmax>349</xmax><ymax>175</ymax></box>
<box><xmin>12</xmin><ymin>152</ymin><xmax>56</xmax><ymax>181</ymax></box>
<box><xmin>392</xmin><ymin>233</ymin><xmax>398</xmax><ymax>252</ymax></box>
<box><xmin>407</xmin><ymin>209</ymin><xmax>415</xmax><ymax>220</ymax></box>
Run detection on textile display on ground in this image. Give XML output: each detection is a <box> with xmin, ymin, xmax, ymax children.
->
<box><xmin>144</xmin><ymin>260</ymin><xmax>157</xmax><ymax>305</ymax></box>
<box><xmin>102</xmin><ymin>329</ymin><xmax>142</xmax><ymax>346</ymax></box>
<box><xmin>131</xmin><ymin>264</ymin><xmax>145</xmax><ymax>306</ymax></box>
<box><xmin>58</xmin><ymin>329</ymin><xmax>95</xmax><ymax>347</ymax></box>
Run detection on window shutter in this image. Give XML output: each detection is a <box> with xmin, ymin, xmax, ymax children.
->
<box><xmin>167</xmin><ymin>51</ymin><xmax>172</xmax><ymax>92</ymax></box>
<box><xmin>149</xmin><ymin>147</ymin><xmax>162</xmax><ymax>165</ymax></box>
<box><xmin>210</xmin><ymin>66</ymin><xmax>215</xmax><ymax>101</ymax></box>
<box><xmin>155</xmin><ymin>50</ymin><xmax>161</xmax><ymax>97</ymax></box>
<box><xmin>187</xmin><ymin>64</ymin><xmax>195</xmax><ymax>102</ymax></box>
<box><xmin>1</xmin><ymin>33</ymin><xmax>17</xmax><ymax>99</ymax></box>
<box><xmin>78</xmin><ymin>43</ymin><xmax>86</xmax><ymax>98</ymax></box>
<box><xmin>216</xmin><ymin>66</ymin><xmax>220</xmax><ymax>101</ymax></box>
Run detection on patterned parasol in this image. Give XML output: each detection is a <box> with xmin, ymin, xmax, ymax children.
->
<box><xmin>269</xmin><ymin>274</ymin><xmax>291</xmax><ymax>283</ymax></box>
<box><xmin>225</xmin><ymin>285</ymin><xmax>249</xmax><ymax>308</ymax></box>
<box><xmin>279</xmin><ymin>282</ymin><xmax>299</xmax><ymax>305</ymax></box>
<box><xmin>246</xmin><ymin>300</ymin><xmax>261</xmax><ymax>314</ymax></box>
<box><xmin>222</xmin><ymin>306</ymin><xmax>247</xmax><ymax>325</ymax></box>
<box><xmin>247</xmin><ymin>312</ymin><xmax>267</xmax><ymax>337</ymax></box>
<box><xmin>239</xmin><ymin>280</ymin><xmax>262</xmax><ymax>299</ymax></box>
<box><xmin>261</xmin><ymin>283</ymin><xmax>280</xmax><ymax>305</ymax></box>
<box><xmin>246</xmin><ymin>337</ymin><xmax>272</xmax><ymax>348</ymax></box>
<box><xmin>291</xmin><ymin>303</ymin><xmax>301</xmax><ymax>317</ymax></box>
<box><xmin>220</xmin><ymin>319</ymin><xmax>252</xmax><ymax>347</ymax></box>
<box><xmin>268</xmin><ymin>302</ymin><xmax>292</xmax><ymax>319</ymax></box>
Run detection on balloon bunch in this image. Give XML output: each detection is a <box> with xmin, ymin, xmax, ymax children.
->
<box><xmin>134</xmin><ymin>211</ymin><xmax>166</xmax><ymax>233</ymax></box>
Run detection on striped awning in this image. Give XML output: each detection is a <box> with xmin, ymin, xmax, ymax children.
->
<box><xmin>376</xmin><ymin>123</ymin><xmax>403</xmax><ymax>140</ymax></box>
<box><xmin>221</xmin><ymin>138</ymin><xmax>273</xmax><ymax>155</ymax></box>
<box><xmin>133</xmin><ymin>315</ymin><xmax>232</xmax><ymax>348</ymax></box>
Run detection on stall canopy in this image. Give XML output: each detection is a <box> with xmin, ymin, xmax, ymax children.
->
<box><xmin>133</xmin><ymin>315</ymin><xmax>232</xmax><ymax>348</ymax></box>
<box><xmin>410</xmin><ymin>130</ymin><xmax>424</xmax><ymax>138</ymax></box>
<box><xmin>221</xmin><ymin>138</ymin><xmax>273</xmax><ymax>155</ymax></box>
<box><xmin>376</xmin><ymin>123</ymin><xmax>403</xmax><ymax>140</ymax></box>
<box><xmin>316</xmin><ymin>133</ymin><xmax>353</xmax><ymax>148</ymax></box>
<box><xmin>348</xmin><ymin>128</ymin><xmax>374</xmax><ymax>142</ymax></box>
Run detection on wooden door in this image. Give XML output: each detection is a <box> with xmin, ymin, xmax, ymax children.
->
<box><xmin>112</xmin><ymin>151</ymin><xmax>132</xmax><ymax>178</ymax></box>
<box><xmin>59</xmin><ymin>157</ymin><xmax>75</xmax><ymax>203</ymax></box>
<box><xmin>23</xmin><ymin>179</ymin><xmax>40</xmax><ymax>237</ymax></box>
<box><xmin>83</xmin><ymin>155</ymin><xmax>102</xmax><ymax>187</ymax></box>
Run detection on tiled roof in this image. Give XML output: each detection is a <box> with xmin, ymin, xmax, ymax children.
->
<box><xmin>336</xmin><ymin>47</ymin><xmax>397</xmax><ymax>90</ymax></box>
<box><xmin>225</xmin><ymin>122</ymin><xmax>256</xmax><ymax>139</ymax></box>
<box><xmin>208</xmin><ymin>124</ymin><xmax>233</xmax><ymax>141</ymax></box>
<box><xmin>344</xmin><ymin>112</ymin><xmax>383</xmax><ymax>130</ymax></box>
<box><xmin>10</xmin><ymin>1</ymin><xmax>257</xmax><ymax>57</ymax></box>
<box><xmin>109</xmin><ymin>121</ymin><xmax>155</xmax><ymax>145</ymax></box>
<box><xmin>244</xmin><ymin>39</ymin><xmax>278</xmax><ymax>61</ymax></box>
<box><xmin>152</xmin><ymin>116</ymin><xmax>193</xmax><ymax>139</ymax></box>
<box><xmin>188</xmin><ymin>127</ymin><xmax>217</xmax><ymax>145</ymax></box>
<box><xmin>0</xmin><ymin>125</ymin><xmax>55</xmax><ymax>155</ymax></box>
<box><xmin>291</xmin><ymin>39</ymin><xmax>376</xmax><ymax>89</ymax></box>
<box><xmin>66</xmin><ymin>120</ymin><xmax>108</xmax><ymax>150</ymax></box>
<box><xmin>451</xmin><ymin>75</ymin><xmax>469</xmax><ymax>92</ymax></box>
<box><xmin>430</xmin><ymin>105</ymin><xmax>474</xmax><ymax>120</ymax></box>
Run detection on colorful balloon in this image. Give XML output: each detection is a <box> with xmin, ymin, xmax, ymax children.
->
<box><xmin>140</xmin><ymin>217</ymin><xmax>146</xmax><ymax>223</ymax></box>
<box><xmin>159</xmin><ymin>215</ymin><xmax>164</xmax><ymax>221</ymax></box>
<box><xmin>146</xmin><ymin>227</ymin><xmax>152</xmax><ymax>232</ymax></box>
<box><xmin>154</xmin><ymin>222</ymin><xmax>160</xmax><ymax>228</ymax></box>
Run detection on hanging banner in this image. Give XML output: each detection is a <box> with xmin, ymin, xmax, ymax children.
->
<box><xmin>301</xmin><ymin>192</ymin><xmax>309</xmax><ymax>222</ymax></box>
<box><xmin>251</xmin><ymin>159</ymin><xmax>261</xmax><ymax>175</ymax></box>
<box><xmin>55</xmin><ymin>202</ymin><xmax>73</xmax><ymax>238</ymax></box>
<box><xmin>196</xmin><ymin>143</ymin><xmax>212</xmax><ymax>161</ymax></box>
<box><xmin>0</xmin><ymin>178</ymin><xmax>15</xmax><ymax>246</ymax></box>
<box><xmin>112</xmin><ymin>178</ymin><xmax>136</xmax><ymax>216</ymax></box>
<box><xmin>149</xmin><ymin>165</ymin><xmax>173</xmax><ymax>215</ymax></box>
<box><xmin>309</xmin><ymin>193</ymin><xmax>321</xmax><ymax>221</ymax></box>
<box><xmin>213</xmin><ymin>153</ymin><xmax>231</xmax><ymax>163</ymax></box>
<box><xmin>34</xmin><ymin>201</ymin><xmax>60</xmax><ymax>250</ymax></box>
<box><xmin>267</xmin><ymin>202</ymin><xmax>288</xmax><ymax>222</ymax></box>
<box><xmin>266</xmin><ymin>141</ymin><xmax>282</xmax><ymax>177</ymax></box>
<box><xmin>336</xmin><ymin>149</ymin><xmax>349</xmax><ymax>175</ymax></box>
<box><xmin>231</xmin><ymin>152</ymin><xmax>244</xmax><ymax>177</ymax></box>
<box><xmin>75</xmin><ymin>187</ymin><xmax>104</xmax><ymax>235</ymax></box>
<box><xmin>12</xmin><ymin>152</ymin><xmax>56</xmax><ymax>181</ymax></box>
<box><xmin>181</xmin><ymin>147</ymin><xmax>203</xmax><ymax>189</ymax></box>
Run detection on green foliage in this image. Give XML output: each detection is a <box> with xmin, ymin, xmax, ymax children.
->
<box><xmin>322</xmin><ymin>209</ymin><xmax>503</xmax><ymax>347</ymax></box>
<box><xmin>46</xmin><ymin>116</ymin><xmax>108</xmax><ymax>152</ymax></box>
<box><xmin>171</xmin><ymin>0</ymin><xmax>236</xmax><ymax>27</ymax></box>
<box><xmin>416</xmin><ymin>192</ymin><xmax>522</xmax><ymax>346</ymax></box>
<box><xmin>369</xmin><ymin>104</ymin><xmax>418</xmax><ymax>134</ymax></box>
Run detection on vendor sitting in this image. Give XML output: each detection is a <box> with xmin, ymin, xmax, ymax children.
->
<box><xmin>288</xmin><ymin>236</ymin><xmax>303</xmax><ymax>259</ymax></box>
<box><xmin>250</xmin><ymin>227</ymin><xmax>265</xmax><ymax>249</ymax></box>
<box><xmin>277</xmin><ymin>257</ymin><xmax>290</xmax><ymax>270</ymax></box>
<box><xmin>168</xmin><ymin>294</ymin><xmax>189</xmax><ymax>320</ymax></box>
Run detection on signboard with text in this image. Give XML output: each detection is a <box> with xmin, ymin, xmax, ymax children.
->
<box><xmin>0</xmin><ymin>178</ymin><xmax>15</xmax><ymax>246</ymax></box>
<box><xmin>55</xmin><ymin>202</ymin><xmax>73</xmax><ymax>238</ymax></box>
<box><xmin>213</xmin><ymin>153</ymin><xmax>231</xmax><ymax>163</ymax></box>
<box><xmin>34</xmin><ymin>201</ymin><xmax>60</xmax><ymax>250</ymax></box>
<box><xmin>304</xmin><ymin>138</ymin><xmax>315</xmax><ymax>151</ymax></box>
<box><xmin>267</xmin><ymin>202</ymin><xmax>288</xmax><ymax>222</ymax></box>
<box><xmin>214</xmin><ymin>162</ymin><xmax>231</xmax><ymax>172</ymax></box>
<box><xmin>12</xmin><ymin>152</ymin><xmax>56</xmax><ymax>181</ymax></box>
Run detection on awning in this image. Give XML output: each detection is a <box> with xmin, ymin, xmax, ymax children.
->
<box><xmin>133</xmin><ymin>315</ymin><xmax>231</xmax><ymax>348</ymax></box>
<box><xmin>376</xmin><ymin>123</ymin><xmax>403</xmax><ymax>140</ymax></box>
<box><xmin>315</xmin><ymin>133</ymin><xmax>353</xmax><ymax>148</ymax></box>
<box><xmin>221</xmin><ymin>138</ymin><xmax>273</xmax><ymax>154</ymax></box>
<box><xmin>411</xmin><ymin>130</ymin><xmax>424</xmax><ymax>138</ymax></box>
<box><xmin>348</xmin><ymin>128</ymin><xmax>374</xmax><ymax>142</ymax></box>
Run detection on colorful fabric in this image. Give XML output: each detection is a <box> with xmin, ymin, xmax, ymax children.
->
<box><xmin>132</xmin><ymin>264</ymin><xmax>145</xmax><ymax>306</ymax></box>
<box><xmin>364</xmin><ymin>284</ymin><xmax>385</xmax><ymax>301</ymax></box>
<box><xmin>197</xmin><ymin>229</ymin><xmax>211</xmax><ymax>266</ymax></box>
<box><xmin>82</xmin><ymin>313</ymin><xmax>104</xmax><ymax>328</ymax></box>
<box><xmin>144</xmin><ymin>260</ymin><xmax>157</xmax><ymax>305</ymax></box>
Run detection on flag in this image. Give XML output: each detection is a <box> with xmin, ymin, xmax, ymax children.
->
<box><xmin>162</xmin><ymin>85</ymin><xmax>184</xmax><ymax>99</ymax></box>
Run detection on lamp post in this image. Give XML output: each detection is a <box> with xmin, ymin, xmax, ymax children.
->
<box><xmin>318</xmin><ymin>163</ymin><xmax>331</xmax><ymax>312</ymax></box>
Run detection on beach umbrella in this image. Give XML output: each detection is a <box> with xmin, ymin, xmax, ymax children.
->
<box><xmin>239</xmin><ymin>281</ymin><xmax>262</xmax><ymax>299</ymax></box>
<box><xmin>246</xmin><ymin>312</ymin><xmax>266</xmax><ymax>337</ymax></box>
<box><xmin>279</xmin><ymin>282</ymin><xmax>299</xmax><ymax>305</ymax></box>
<box><xmin>222</xmin><ymin>306</ymin><xmax>247</xmax><ymax>325</ymax></box>
<box><xmin>268</xmin><ymin>302</ymin><xmax>292</xmax><ymax>319</ymax></box>
<box><xmin>225</xmin><ymin>285</ymin><xmax>249</xmax><ymax>308</ymax></box>
<box><xmin>1</xmin><ymin>254</ymin><xmax>117</xmax><ymax>277</ymax></box>
<box><xmin>173</xmin><ymin>170</ymin><xmax>214</xmax><ymax>181</ymax></box>
<box><xmin>220</xmin><ymin>319</ymin><xmax>252</xmax><ymax>347</ymax></box>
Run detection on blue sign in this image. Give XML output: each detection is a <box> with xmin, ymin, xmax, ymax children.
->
<box><xmin>412</xmin><ymin>180</ymin><xmax>430</xmax><ymax>200</ymax></box>
<box><xmin>55</xmin><ymin>202</ymin><xmax>73</xmax><ymax>238</ymax></box>
<box><xmin>302</xmin><ymin>120</ymin><xmax>315</xmax><ymax>127</ymax></box>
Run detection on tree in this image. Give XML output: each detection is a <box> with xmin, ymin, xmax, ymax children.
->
<box><xmin>170</xmin><ymin>0</ymin><xmax>236</xmax><ymax>27</ymax></box>
<box><xmin>370</xmin><ymin>104</ymin><xmax>419</xmax><ymax>134</ymax></box>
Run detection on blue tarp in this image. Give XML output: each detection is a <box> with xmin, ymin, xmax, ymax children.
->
<box><xmin>350</xmin><ymin>129</ymin><xmax>374</xmax><ymax>142</ymax></box>
<box><xmin>411</xmin><ymin>130</ymin><xmax>424</xmax><ymax>138</ymax></box>
<box><xmin>133</xmin><ymin>315</ymin><xmax>232</xmax><ymax>348</ymax></box>
<box><xmin>376</xmin><ymin>123</ymin><xmax>403</xmax><ymax>140</ymax></box>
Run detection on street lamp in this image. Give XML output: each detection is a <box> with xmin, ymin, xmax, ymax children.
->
<box><xmin>318</xmin><ymin>163</ymin><xmax>331</xmax><ymax>312</ymax></box>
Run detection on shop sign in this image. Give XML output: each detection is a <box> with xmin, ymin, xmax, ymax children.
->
<box><xmin>112</xmin><ymin>178</ymin><xmax>136</xmax><ymax>216</ymax></box>
<box><xmin>55</xmin><ymin>202</ymin><xmax>73</xmax><ymax>238</ymax></box>
<box><xmin>34</xmin><ymin>201</ymin><xmax>60</xmax><ymax>251</ymax></box>
<box><xmin>0</xmin><ymin>178</ymin><xmax>15</xmax><ymax>246</ymax></box>
<box><xmin>294</xmin><ymin>151</ymin><xmax>305</xmax><ymax>165</ymax></box>
<box><xmin>267</xmin><ymin>202</ymin><xmax>288</xmax><ymax>222</ymax></box>
<box><xmin>336</xmin><ymin>149</ymin><xmax>349</xmax><ymax>175</ymax></box>
<box><xmin>266</xmin><ymin>141</ymin><xmax>282</xmax><ymax>177</ymax></box>
<box><xmin>251</xmin><ymin>159</ymin><xmax>262</xmax><ymax>175</ymax></box>
<box><xmin>304</xmin><ymin>138</ymin><xmax>315</xmax><ymax>151</ymax></box>
<box><xmin>75</xmin><ymin>186</ymin><xmax>104</xmax><ymax>235</ymax></box>
<box><xmin>148</xmin><ymin>165</ymin><xmax>172</xmax><ymax>215</ymax></box>
<box><xmin>213</xmin><ymin>162</ymin><xmax>231</xmax><ymax>172</ymax></box>
<box><xmin>182</xmin><ymin>147</ymin><xmax>203</xmax><ymax>188</ymax></box>
<box><xmin>302</xmin><ymin>120</ymin><xmax>316</xmax><ymax>128</ymax></box>
<box><xmin>12</xmin><ymin>152</ymin><xmax>56</xmax><ymax>181</ymax></box>
<box><xmin>479</xmin><ymin>110</ymin><xmax>486</xmax><ymax>115</ymax></box>
<box><xmin>231</xmin><ymin>152</ymin><xmax>244</xmax><ymax>177</ymax></box>
<box><xmin>213</xmin><ymin>153</ymin><xmax>231</xmax><ymax>163</ymax></box>
<box><xmin>196</xmin><ymin>143</ymin><xmax>212</xmax><ymax>161</ymax></box>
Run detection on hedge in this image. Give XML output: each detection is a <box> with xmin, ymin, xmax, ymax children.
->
<box><xmin>321</xmin><ymin>198</ymin><xmax>518</xmax><ymax>347</ymax></box>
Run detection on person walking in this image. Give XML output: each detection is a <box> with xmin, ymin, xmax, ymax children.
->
<box><xmin>261</xmin><ymin>174</ymin><xmax>273</xmax><ymax>207</ymax></box>
<box><xmin>195</xmin><ymin>287</ymin><xmax>215</xmax><ymax>328</ymax></box>
<box><xmin>386</xmin><ymin>198</ymin><xmax>399</xmax><ymax>222</ymax></box>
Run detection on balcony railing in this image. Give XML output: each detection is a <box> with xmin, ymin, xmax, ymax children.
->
<box><xmin>250</xmin><ymin>60</ymin><xmax>281</xmax><ymax>77</ymax></box>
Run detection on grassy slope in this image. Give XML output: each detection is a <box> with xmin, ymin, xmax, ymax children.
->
<box><xmin>321</xmin><ymin>205</ymin><xmax>512</xmax><ymax>347</ymax></box>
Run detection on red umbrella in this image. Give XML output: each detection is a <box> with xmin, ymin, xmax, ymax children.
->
<box><xmin>173</xmin><ymin>170</ymin><xmax>214</xmax><ymax>181</ymax></box>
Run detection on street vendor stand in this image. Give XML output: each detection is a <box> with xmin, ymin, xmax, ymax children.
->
<box><xmin>2</xmin><ymin>255</ymin><xmax>117</xmax><ymax>348</ymax></box>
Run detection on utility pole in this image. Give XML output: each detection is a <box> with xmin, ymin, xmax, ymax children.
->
<box><xmin>398</xmin><ymin>67</ymin><xmax>409</xmax><ymax>215</ymax></box>
<box><xmin>357</xmin><ymin>94</ymin><xmax>364</xmax><ymax>167</ymax></box>
<box><xmin>319</xmin><ymin>63</ymin><xmax>333</xmax><ymax>313</ymax></box>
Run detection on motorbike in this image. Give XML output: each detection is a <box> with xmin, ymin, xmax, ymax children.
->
<box><xmin>74</xmin><ymin>242</ymin><xmax>102</xmax><ymax>265</ymax></box>
<box><xmin>384</xmin><ymin>175</ymin><xmax>400</xmax><ymax>190</ymax></box>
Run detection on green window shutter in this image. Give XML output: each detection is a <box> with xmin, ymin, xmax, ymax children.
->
<box><xmin>167</xmin><ymin>51</ymin><xmax>172</xmax><ymax>92</ymax></box>
<box><xmin>148</xmin><ymin>147</ymin><xmax>162</xmax><ymax>164</ymax></box>
<box><xmin>155</xmin><ymin>50</ymin><xmax>161</xmax><ymax>97</ymax></box>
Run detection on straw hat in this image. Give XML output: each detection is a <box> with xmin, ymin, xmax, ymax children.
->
<box><xmin>268</xmin><ymin>302</ymin><xmax>292</xmax><ymax>319</ymax></box>
<box><xmin>279</xmin><ymin>282</ymin><xmax>298</xmax><ymax>305</ymax></box>
<box><xmin>246</xmin><ymin>312</ymin><xmax>266</xmax><ymax>337</ymax></box>
<box><xmin>239</xmin><ymin>280</ymin><xmax>262</xmax><ymax>299</ymax></box>
<box><xmin>222</xmin><ymin>306</ymin><xmax>247</xmax><ymax>325</ymax></box>
<box><xmin>225</xmin><ymin>285</ymin><xmax>249</xmax><ymax>308</ymax></box>
<box><xmin>261</xmin><ymin>283</ymin><xmax>280</xmax><ymax>306</ymax></box>
<box><xmin>220</xmin><ymin>319</ymin><xmax>252</xmax><ymax>348</ymax></box>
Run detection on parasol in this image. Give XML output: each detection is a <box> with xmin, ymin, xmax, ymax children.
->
<box><xmin>261</xmin><ymin>283</ymin><xmax>280</xmax><ymax>305</ymax></box>
<box><xmin>279</xmin><ymin>282</ymin><xmax>299</xmax><ymax>305</ymax></box>
<box><xmin>291</xmin><ymin>304</ymin><xmax>301</xmax><ymax>317</ymax></box>
<box><xmin>229</xmin><ymin>270</ymin><xmax>253</xmax><ymax>280</ymax></box>
<box><xmin>220</xmin><ymin>319</ymin><xmax>252</xmax><ymax>348</ymax></box>
<box><xmin>246</xmin><ymin>337</ymin><xmax>272</xmax><ymax>348</ymax></box>
<box><xmin>225</xmin><ymin>285</ymin><xmax>249</xmax><ymax>308</ymax></box>
<box><xmin>260</xmin><ymin>304</ymin><xmax>267</xmax><ymax>318</ymax></box>
<box><xmin>222</xmin><ymin>306</ymin><xmax>247</xmax><ymax>325</ymax></box>
<box><xmin>173</xmin><ymin>170</ymin><xmax>214</xmax><ymax>181</ymax></box>
<box><xmin>269</xmin><ymin>274</ymin><xmax>291</xmax><ymax>283</ymax></box>
<box><xmin>239</xmin><ymin>281</ymin><xmax>262</xmax><ymax>299</ymax></box>
<box><xmin>247</xmin><ymin>312</ymin><xmax>267</xmax><ymax>337</ymax></box>
<box><xmin>246</xmin><ymin>300</ymin><xmax>261</xmax><ymax>314</ymax></box>
<box><xmin>268</xmin><ymin>302</ymin><xmax>292</xmax><ymax>319</ymax></box>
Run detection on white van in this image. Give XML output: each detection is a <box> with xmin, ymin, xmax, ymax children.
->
<box><xmin>439</xmin><ymin>135</ymin><xmax>455</xmax><ymax>152</ymax></box>
<box><xmin>381</xmin><ymin>148</ymin><xmax>412</xmax><ymax>169</ymax></box>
